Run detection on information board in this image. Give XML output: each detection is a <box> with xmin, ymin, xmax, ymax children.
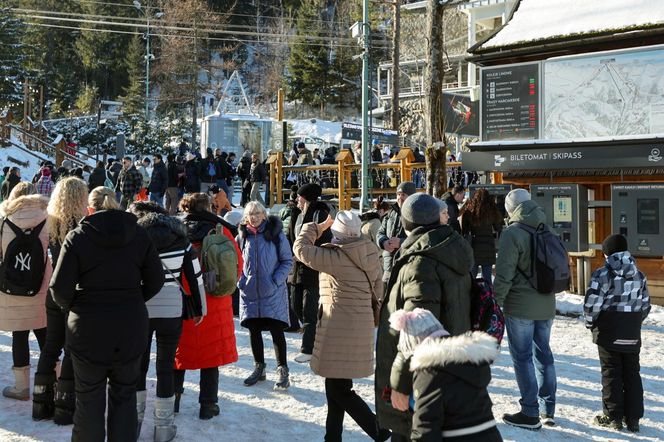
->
<box><xmin>341</xmin><ymin>122</ymin><xmax>399</xmax><ymax>146</ymax></box>
<box><xmin>481</xmin><ymin>63</ymin><xmax>539</xmax><ymax>141</ymax></box>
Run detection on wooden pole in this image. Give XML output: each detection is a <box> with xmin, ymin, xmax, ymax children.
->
<box><xmin>276</xmin><ymin>151</ymin><xmax>283</xmax><ymax>204</ymax></box>
<box><xmin>39</xmin><ymin>85</ymin><xmax>44</xmax><ymax>122</ymax></box>
<box><xmin>23</xmin><ymin>79</ymin><xmax>28</xmax><ymax>128</ymax></box>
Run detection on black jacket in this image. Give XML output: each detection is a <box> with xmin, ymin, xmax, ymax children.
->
<box><xmin>237</xmin><ymin>157</ymin><xmax>252</xmax><ymax>182</ymax></box>
<box><xmin>249</xmin><ymin>161</ymin><xmax>266</xmax><ymax>183</ymax></box>
<box><xmin>88</xmin><ymin>166</ymin><xmax>107</xmax><ymax>190</ymax></box>
<box><xmin>461</xmin><ymin>212</ymin><xmax>503</xmax><ymax>265</ymax></box>
<box><xmin>167</xmin><ymin>161</ymin><xmax>179</xmax><ymax>187</ymax></box>
<box><xmin>149</xmin><ymin>161</ymin><xmax>168</xmax><ymax>194</ymax></box>
<box><xmin>410</xmin><ymin>333</ymin><xmax>502</xmax><ymax>442</ymax></box>
<box><xmin>184</xmin><ymin>159</ymin><xmax>201</xmax><ymax>193</ymax></box>
<box><xmin>376</xmin><ymin>204</ymin><xmax>406</xmax><ymax>282</ymax></box>
<box><xmin>1</xmin><ymin>174</ymin><xmax>20</xmax><ymax>200</ymax></box>
<box><xmin>443</xmin><ymin>192</ymin><xmax>462</xmax><ymax>234</ymax></box>
<box><xmin>288</xmin><ymin>200</ymin><xmax>332</xmax><ymax>286</ymax></box>
<box><xmin>49</xmin><ymin>210</ymin><xmax>164</xmax><ymax>365</ymax></box>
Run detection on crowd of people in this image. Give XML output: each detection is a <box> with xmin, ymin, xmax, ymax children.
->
<box><xmin>0</xmin><ymin>147</ymin><xmax>653</xmax><ymax>442</ymax></box>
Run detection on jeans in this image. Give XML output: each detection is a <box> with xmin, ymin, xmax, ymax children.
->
<box><xmin>505</xmin><ymin>316</ymin><xmax>557</xmax><ymax>417</ymax></box>
<box><xmin>174</xmin><ymin>367</ymin><xmax>219</xmax><ymax>404</ymax></box>
<box><xmin>325</xmin><ymin>378</ymin><xmax>379</xmax><ymax>442</ymax></box>
<box><xmin>12</xmin><ymin>328</ymin><xmax>46</xmax><ymax>367</ymax></box>
<box><xmin>137</xmin><ymin>317</ymin><xmax>182</xmax><ymax>398</ymax></box>
<box><xmin>149</xmin><ymin>191</ymin><xmax>164</xmax><ymax>207</ymax></box>
<box><xmin>291</xmin><ymin>284</ymin><xmax>319</xmax><ymax>354</ymax></box>
<box><xmin>472</xmin><ymin>264</ymin><xmax>493</xmax><ymax>285</ymax></box>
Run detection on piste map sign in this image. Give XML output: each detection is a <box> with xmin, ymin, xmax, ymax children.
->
<box><xmin>481</xmin><ymin>63</ymin><xmax>539</xmax><ymax>141</ymax></box>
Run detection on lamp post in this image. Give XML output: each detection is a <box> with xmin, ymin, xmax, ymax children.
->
<box><xmin>133</xmin><ymin>0</ymin><xmax>163</xmax><ymax>121</ymax></box>
<box><xmin>352</xmin><ymin>1</ymin><xmax>371</xmax><ymax>211</ymax></box>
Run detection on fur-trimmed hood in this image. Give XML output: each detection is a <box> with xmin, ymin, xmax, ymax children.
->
<box><xmin>411</xmin><ymin>332</ymin><xmax>499</xmax><ymax>371</ymax></box>
<box><xmin>239</xmin><ymin>215</ymin><xmax>283</xmax><ymax>243</ymax></box>
<box><xmin>137</xmin><ymin>212</ymin><xmax>189</xmax><ymax>253</ymax></box>
<box><xmin>0</xmin><ymin>194</ymin><xmax>49</xmax><ymax>218</ymax></box>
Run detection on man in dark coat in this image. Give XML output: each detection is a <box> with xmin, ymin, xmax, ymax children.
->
<box><xmin>376</xmin><ymin>181</ymin><xmax>416</xmax><ymax>291</ymax></box>
<box><xmin>287</xmin><ymin>183</ymin><xmax>332</xmax><ymax>363</ymax></box>
<box><xmin>164</xmin><ymin>154</ymin><xmax>180</xmax><ymax>215</ymax></box>
<box><xmin>236</xmin><ymin>151</ymin><xmax>252</xmax><ymax>207</ymax></box>
<box><xmin>249</xmin><ymin>153</ymin><xmax>267</xmax><ymax>205</ymax></box>
<box><xmin>213</xmin><ymin>149</ymin><xmax>230</xmax><ymax>197</ymax></box>
<box><xmin>116</xmin><ymin>157</ymin><xmax>143</xmax><ymax>210</ymax></box>
<box><xmin>184</xmin><ymin>153</ymin><xmax>201</xmax><ymax>194</ymax></box>
<box><xmin>442</xmin><ymin>185</ymin><xmax>465</xmax><ymax>233</ymax></box>
<box><xmin>148</xmin><ymin>154</ymin><xmax>169</xmax><ymax>207</ymax></box>
<box><xmin>1</xmin><ymin>167</ymin><xmax>21</xmax><ymax>200</ymax></box>
<box><xmin>375</xmin><ymin>193</ymin><xmax>473</xmax><ymax>440</ymax></box>
<box><xmin>88</xmin><ymin>161</ymin><xmax>107</xmax><ymax>190</ymax></box>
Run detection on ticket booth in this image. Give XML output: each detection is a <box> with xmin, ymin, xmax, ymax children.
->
<box><xmin>612</xmin><ymin>183</ymin><xmax>664</xmax><ymax>257</ymax></box>
<box><xmin>531</xmin><ymin>184</ymin><xmax>588</xmax><ymax>252</ymax></box>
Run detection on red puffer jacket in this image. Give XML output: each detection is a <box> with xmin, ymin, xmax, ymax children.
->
<box><xmin>175</xmin><ymin>224</ymin><xmax>241</xmax><ymax>370</ymax></box>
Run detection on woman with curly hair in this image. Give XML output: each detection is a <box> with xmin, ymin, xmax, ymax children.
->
<box><xmin>33</xmin><ymin>177</ymin><xmax>89</xmax><ymax>424</ymax></box>
<box><xmin>459</xmin><ymin>188</ymin><xmax>504</xmax><ymax>284</ymax></box>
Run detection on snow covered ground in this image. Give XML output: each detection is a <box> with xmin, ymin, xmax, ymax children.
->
<box><xmin>1</xmin><ymin>296</ymin><xmax>663</xmax><ymax>441</ymax></box>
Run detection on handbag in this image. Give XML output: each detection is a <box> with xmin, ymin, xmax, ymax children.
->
<box><xmin>160</xmin><ymin>259</ymin><xmax>199</xmax><ymax>320</ymax></box>
<box><xmin>338</xmin><ymin>248</ymin><xmax>381</xmax><ymax>327</ymax></box>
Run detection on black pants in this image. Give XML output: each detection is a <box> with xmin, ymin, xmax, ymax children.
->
<box><xmin>70</xmin><ymin>351</ymin><xmax>142</xmax><ymax>442</ymax></box>
<box><xmin>36</xmin><ymin>299</ymin><xmax>75</xmax><ymax>389</ymax></box>
<box><xmin>174</xmin><ymin>367</ymin><xmax>219</xmax><ymax>404</ymax></box>
<box><xmin>137</xmin><ymin>317</ymin><xmax>182</xmax><ymax>398</ymax></box>
<box><xmin>291</xmin><ymin>284</ymin><xmax>319</xmax><ymax>354</ymax></box>
<box><xmin>247</xmin><ymin>321</ymin><xmax>287</xmax><ymax>366</ymax></box>
<box><xmin>325</xmin><ymin>378</ymin><xmax>379</xmax><ymax>442</ymax></box>
<box><xmin>241</xmin><ymin>180</ymin><xmax>251</xmax><ymax>207</ymax></box>
<box><xmin>12</xmin><ymin>328</ymin><xmax>46</xmax><ymax>367</ymax></box>
<box><xmin>598</xmin><ymin>345</ymin><xmax>644</xmax><ymax>420</ymax></box>
<box><xmin>287</xmin><ymin>283</ymin><xmax>301</xmax><ymax>330</ymax></box>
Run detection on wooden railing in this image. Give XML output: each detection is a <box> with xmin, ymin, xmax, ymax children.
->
<box><xmin>7</xmin><ymin>124</ymin><xmax>88</xmax><ymax>168</ymax></box>
<box><xmin>267</xmin><ymin>148</ymin><xmax>463</xmax><ymax>210</ymax></box>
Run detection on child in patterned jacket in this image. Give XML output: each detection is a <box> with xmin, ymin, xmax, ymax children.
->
<box><xmin>584</xmin><ymin>233</ymin><xmax>651</xmax><ymax>433</ymax></box>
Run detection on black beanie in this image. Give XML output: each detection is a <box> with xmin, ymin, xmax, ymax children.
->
<box><xmin>602</xmin><ymin>234</ymin><xmax>628</xmax><ymax>256</ymax></box>
<box><xmin>290</xmin><ymin>185</ymin><xmax>299</xmax><ymax>201</ymax></box>
<box><xmin>297</xmin><ymin>183</ymin><xmax>322</xmax><ymax>202</ymax></box>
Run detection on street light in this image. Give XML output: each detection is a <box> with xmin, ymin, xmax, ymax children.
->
<box><xmin>133</xmin><ymin>0</ymin><xmax>163</xmax><ymax>121</ymax></box>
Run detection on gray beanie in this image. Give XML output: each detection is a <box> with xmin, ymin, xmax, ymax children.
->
<box><xmin>331</xmin><ymin>210</ymin><xmax>362</xmax><ymax>240</ymax></box>
<box><xmin>401</xmin><ymin>193</ymin><xmax>441</xmax><ymax>231</ymax></box>
<box><xmin>505</xmin><ymin>188</ymin><xmax>531</xmax><ymax>216</ymax></box>
<box><xmin>397</xmin><ymin>181</ymin><xmax>417</xmax><ymax>196</ymax></box>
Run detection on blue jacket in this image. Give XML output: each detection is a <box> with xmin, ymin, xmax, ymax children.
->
<box><xmin>237</xmin><ymin>216</ymin><xmax>293</xmax><ymax>327</ymax></box>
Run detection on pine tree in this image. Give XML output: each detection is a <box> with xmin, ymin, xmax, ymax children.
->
<box><xmin>0</xmin><ymin>8</ymin><xmax>29</xmax><ymax>111</ymax></box>
<box><xmin>119</xmin><ymin>35</ymin><xmax>146</xmax><ymax>117</ymax></box>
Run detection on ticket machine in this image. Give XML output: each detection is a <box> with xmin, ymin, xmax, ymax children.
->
<box><xmin>469</xmin><ymin>184</ymin><xmax>513</xmax><ymax>219</ymax></box>
<box><xmin>612</xmin><ymin>183</ymin><xmax>664</xmax><ymax>257</ymax></box>
<box><xmin>530</xmin><ymin>184</ymin><xmax>588</xmax><ymax>252</ymax></box>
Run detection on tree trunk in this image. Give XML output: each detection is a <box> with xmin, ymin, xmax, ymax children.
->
<box><xmin>390</xmin><ymin>0</ymin><xmax>400</xmax><ymax>131</ymax></box>
<box><xmin>423</xmin><ymin>0</ymin><xmax>447</xmax><ymax>197</ymax></box>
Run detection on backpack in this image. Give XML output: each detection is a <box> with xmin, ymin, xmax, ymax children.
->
<box><xmin>207</xmin><ymin>161</ymin><xmax>216</xmax><ymax>178</ymax></box>
<box><xmin>469</xmin><ymin>276</ymin><xmax>505</xmax><ymax>345</ymax></box>
<box><xmin>104</xmin><ymin>171</ymin><xmax>114</xmax><ymax>190</ymax></box>
<box><xmin>200</xmin><ymin>224</ymin><xmax>239</xmax><ymax>296</ymax></box>
<box><xmin>516</xmin><ymin>222</ymin><xmax>571</xmax><ymax>295</ymax></box>
<box><xmin>0</xmin><ymin>218</ymin><xmax>46</xmax><ymax>297</ymax></box>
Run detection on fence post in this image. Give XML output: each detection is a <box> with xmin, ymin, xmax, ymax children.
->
<box><xmin>266</xmin><ymin>152</ymin><xmax>278</xmax><ymax>207</ymax></box>
<box><xmin>336</xmin><ymin>150</ymin><xmax>353</xmax><ymax>210</ymax></box>
<box><xmin>276</xmin><ymin>151</ymin><xmax>283</xmax><ymax>205</ymax></box>
<box><xmin>55</xmin><ymin>138</ymin><xmax>66</xmax><ymax>167</ymax></box>
<box><xmin>395</xmin><ymin>147</ymin><xmax>415</xmax><ymax>184</ymax></box>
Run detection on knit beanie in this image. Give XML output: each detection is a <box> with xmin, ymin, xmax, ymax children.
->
<box><xmin>396</xmin><ymin>181</ymin><xmax>417</xmax><ymax>196</ymax></box>
<box><xmin>389</xmin><ymin>308</ymin><xmax>449</xmax><ymax>358</ymax></box>
<box><xmin>223</xmin><ymin>210</ymin><xmax>243</xmax><ymax>227</ymax></box>
<box><xmin>504</xmin><ymin>188</ymin><xmax>531</xmax><ymax>216</ymax></box>
<box><xmin>289</xmin><ymin>185</ymin><xmax>299</xmax><ymax>201</ymax></box>
<box><xmin>186</xmin><ymin>152</ymin><xmax>195</xmax><ymax>162</ymax></box>
<box><xmin>401</xmin><ymin>193</ymin><xmax>442</xmax><ymax>232</ymax></box>
<box><xmin>297</xmin><ymin>183</ymin><xmax>322</xmax><ymax>202</ymax></box>
<box><xmin>40</xmin><ymin>167</ymin><xmax>51</xmax><ymax>178</ymax></box>
<box><xmin>331</xmin><ymin>210</ymin><xmax>362</xmax><ymax>240</ymax></box>
<box><xmin>602</xmin><ymin>233</ymin><xmax>628</xmax><ymax>256</ymax></box>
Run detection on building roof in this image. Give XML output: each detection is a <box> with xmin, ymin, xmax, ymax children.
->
<box><xmin>471</xmin><ymin>0</ymin><xmax>664</xmax><ymax>54</ymax></box>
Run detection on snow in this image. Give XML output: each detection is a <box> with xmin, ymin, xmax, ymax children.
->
<box><xmin>289</xmin><ymin>119</ymin><xmax>343</xmax><ymax>144</ymax></box>
<box><xmin>1</xmin><ymin>137</ymin><xmax>52</xmax><ymax>180</ymax></box>
<box><xmin>1</xmin><ymin>306</ymin><xmax>664</xmax><ymax>441</ymax></box>
<box><xmin>478</xmin><ymin>0</ymin><xmax>664</xmax><ymax>50</ymax></box>
<box><xmin>556</xmin><ymin>292</ymin><xmax>664</xmax><ymax>328</ymax></box>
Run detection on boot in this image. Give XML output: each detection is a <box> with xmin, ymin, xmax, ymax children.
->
<box><xmin>173</xmin><ymin>393</ymin><xmax>181</xmax><ymax>414</ymax></box>
<box><xmin>199</xmin><ymin>402</ymin><xmax>220</xmax><ymax>420</ymax></box>
<box><xmin>243</xmin><ymin>362</ymin><xmax>266</xmax><ymax>386</ymax></box>
<box><xmin>274</xmin><ymin>365</ymin><xmax>290</xmax><ymax>390</ymax></box>
<box><xmin>32</xmin><ymin>372</ymin><xmax>56</xmax><ymax>421</ymax></box>
<box><xmin>136</xmin><ymin>390</ymin><xmax>147</xmax><ymax>440</ymax></box>
<box><xmin>3</xmin><ymin>366</ymin><xmax>30</xmax><ymax>400</ymax></box>
<box><xmin>154</xmin><ymin>396</ymin><xmax>177</xmax><ymax>442</ymax></box>
<box><xmin>53</xmin><ymin>380</ymin><xmax>75</xmax><ymax>426</ymax></box>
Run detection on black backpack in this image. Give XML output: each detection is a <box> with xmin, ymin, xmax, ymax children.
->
<box><xmin>516</xmin><ymin>222</ymin><xmax>571</xmax><ymax>295</ymax></box>
<box><xmin>0</xmin><ymin>218</ymin><xmax>47</xmax><ymax>296</ymax></box>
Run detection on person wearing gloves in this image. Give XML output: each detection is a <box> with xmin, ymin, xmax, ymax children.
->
<box><xmin>389</xmin><ymin>308</ymin><xmax>502</xmax><ymax>442</ymax></box>
<box><xmin>293</xmin><ymin>211</ymin><xmax>390</xmax><ymax>442</ymax></box>
<box><xmin>375</xmin><ymin>193</ymin><xmax>473</xmax><ymax>441</ymax></box>
<box><xmin>49</xmin><ymin>186</ymin><xmax>165</xmax><ymax>441</ymax></box>
<box><xmin>584</xmin><ymin>234</ymin><xmax>650</xmax><ymax>432</ymax></box>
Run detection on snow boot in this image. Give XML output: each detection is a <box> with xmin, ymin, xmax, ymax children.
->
<box><xmin>173</xmin><ymin>393</ymin><xmax>181</xmax><ymax>413</ymax></box>
<box><xmin>199</xmin><ymin>402</ymin><xmax>220</xmax><ymax>420</ymax></box>
<box><xmin>32</xmin><ymin>372</ymin><xmax>56</xmax><ymax>421</ymax></box>
<box><xmin>274</xmin><ymin>365</ymin><xmax>290</xmax><ymax>390</ymax></box>
<box><xmin>2</xmin><ymin>365</ymin><xmax>30</xmax><ymax>401</ymax></box>
<box><xmin>594</xmin><ymin>414</ymin><xmax>622</xmax><ymax>430</ymax></box>
<box><xmin>503</xmin><ymin>412</ymin><xmax>542</xmax><ymax>430</ymax></box>
<box><xmin>154</xmin><ymin>396</ymin><xmax>177</xmax><ymax>442</ymax></box>
<box><xmin>625</xmin><ymin>417</ymin><xmax>640</xmax><ymax>433</ymax></box>
<box><xmin>243</xmin><ymin>362</ymin><xmax>266</xmax><ymax>386</ymax></box>
<box><xmin>53</xmin><ymin>380</ymin><xmax>75</xmax><ymax>426</ymax></box>
<box><xmin>136</xmin><ymin>390</ymin><xmax>147</xmax><ymax>440</ymax></box>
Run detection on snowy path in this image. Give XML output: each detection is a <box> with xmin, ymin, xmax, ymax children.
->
<box><xmin>0</xmin><ymin>306</ymin><xmax>663</xmax><ymax>441</ymax></box>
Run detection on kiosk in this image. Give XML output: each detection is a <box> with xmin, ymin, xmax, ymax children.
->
<box><xmin>531</xmin><ymin>184</ymin><xmax>588</xmax><ymax>252</ymax></box>
<box><xmin>612</xmin><ymin>183</ymin><xmax>664</xmax><ymax>257</ymax></box>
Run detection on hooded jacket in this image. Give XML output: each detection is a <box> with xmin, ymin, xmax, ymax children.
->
<box><xmin>237</xmin><ymin>216</ymin><xmax>293</xmax><ymax>328</ymax></box>
<box><xmin>288</xmin><ymin>200</ymin><xmax>332</xmax><ymax>286</ymax></box>
<box><xmin>88</xmin><ymin>166</ymin><xmax>107</xmax><ymax>190</ymax></box>
<box><xmin>0</xmin><ymin>195</ymin><xmax>51</xmax><ymax>332</ymax></box>
<box><xmin>375</xmin><ymin>224</ymin><xmax>473</xmax><ymax>436</ymax></box>
<box><xmin>442</xmin><ymin>192</ymin><xmax>462</xmax><ymax>234</ymax></box>
<box><xmin>184</xmin><ymin>159</ymin><xmax>201</xmax><ymax>193</ymax></box>
<box><xmin>376</xmin><ymin>204</ymin><xmax>406</xmax><ymax>282</ymax></box>
<box><xmin>293</xmin><ymin>222</ymin><xmax>382</xmax><ymax>379</ymax></box>
<box><xmin>584</xmin><ymin>251</ymin><xmax>650</xmax><ymax>353</ymax></box>
<box><xmin>137</xmin><ymin>212</ymin><xmax>205</xmax><ymax>319</ymax></box>
<box><xmin>148</xmin><ymin>161</ymin><xmax>168</xmax><ymax>194</ymax></box>
<box><xmin>493</xmin><ymin>200</ymin><xmax>555</xmax><ymax>320</ymax></box>
<box><xmin>49</xmin><ymin>210</ymin><xmax>164</xmax><ymax>365</ymax></box>
<box><xmin>410</xmin><ymin>332</ymin><xmax>501</xmax><ymax>442</ymax></box>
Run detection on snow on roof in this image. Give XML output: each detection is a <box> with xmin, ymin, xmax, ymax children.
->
<box><xmin>476</xmin><ymin>0</ymin><xmax>664</xmax><ymax>51</ymax></box>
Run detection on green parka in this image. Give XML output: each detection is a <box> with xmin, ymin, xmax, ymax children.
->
<box><xmin>493</xmin><ymin>199</ymin><xmax>556</xmax><ymax>320</ymax></box>
<box><xmin>375</xmin><ymin>224</ymin><xmax>474</xmax><ymax>436</ymax></box>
